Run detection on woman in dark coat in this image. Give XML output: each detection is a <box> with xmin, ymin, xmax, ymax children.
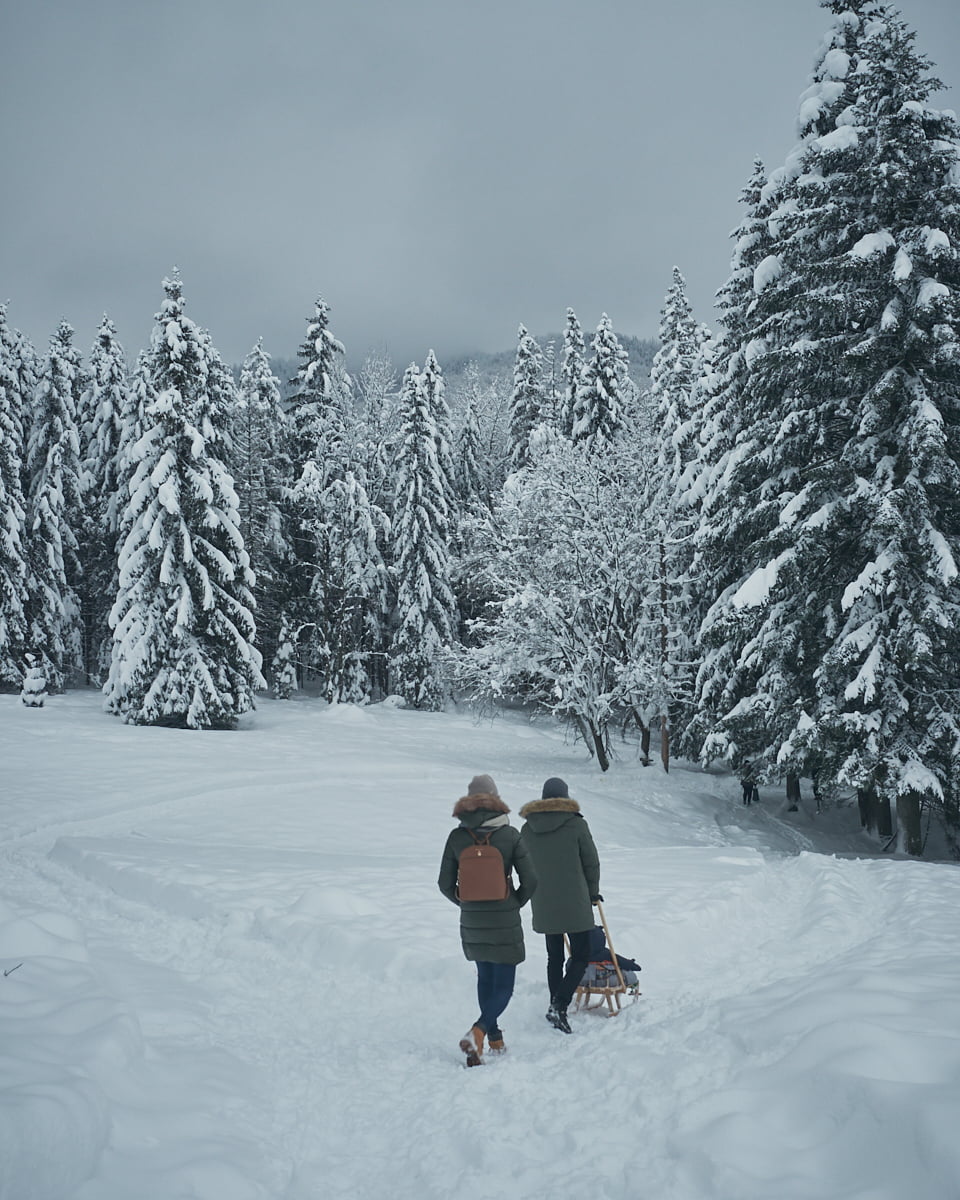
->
<box><xmin>438</xmin><ymin>774</ymin><xmax>537</xmax><ymax>1065</ymax></box>
<box><xmin>520</xmin><ymin>777</ymin><xmax>601</xmax><ymax>1033</ymax></box>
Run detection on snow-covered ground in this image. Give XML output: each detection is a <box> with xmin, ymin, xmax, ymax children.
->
<box><xmin>2</xmin><ymin>692</ymin><xmax>959</xmax><ymax>1200</ymax></box>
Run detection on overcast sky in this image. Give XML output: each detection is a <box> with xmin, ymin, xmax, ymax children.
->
<box><xmin>2</xmin><ymin>0</ymin><xmax>958</xmax><ymax>369</ymax></box>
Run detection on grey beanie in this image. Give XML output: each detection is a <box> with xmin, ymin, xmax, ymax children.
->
<box><xmin>541</xmin><ymin>777</ymin><xmax>569</xmax><ymax>799</ymax></box>
<box><xmin>468</xmin><ymin>773</ymin><xmax>499</xmax><ymax>797</ymax></box>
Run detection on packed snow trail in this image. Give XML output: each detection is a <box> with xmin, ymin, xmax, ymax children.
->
<box><xmin>2</xmin><ymin>693</ymin><xmax>960</xmax><ymax>1200</ymax></box>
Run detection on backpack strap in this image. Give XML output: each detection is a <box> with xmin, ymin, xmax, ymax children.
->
<box><xmin>466</xmin><ymin>829</ymin><xmax>493</xmax><ymax>846</ymax></box>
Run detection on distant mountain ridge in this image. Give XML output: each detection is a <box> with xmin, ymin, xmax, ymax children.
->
<box><xmin>266</xmin><ymin>331</ymin><xmax>658</xmax><ymax>402</ymax></box>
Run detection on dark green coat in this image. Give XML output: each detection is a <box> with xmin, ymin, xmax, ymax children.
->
<box><xmin>519</xmin><ymin>797</ymin><xmax>600</xmax><ymax>935</ymax></box>
<box><xmin>438</xmin><ymin>794</ymin><xmax>538</xmax><ymax>965</ymax></box>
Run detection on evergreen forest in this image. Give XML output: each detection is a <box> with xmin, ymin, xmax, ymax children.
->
<box><xmin>2</xmin><ymin>0</ymin><xmax>959</xmax><ymax>858</ymax></box>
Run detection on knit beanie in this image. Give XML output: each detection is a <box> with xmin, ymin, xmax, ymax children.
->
<box><xmin>541</xmin><ymin>777</ymin><xmax>569</xmax><ymax>799</ymax></box>
<box><xmin>467</xmin><ymin>773</ymin><xmax>499</xmax><ymax>797</ymax></box>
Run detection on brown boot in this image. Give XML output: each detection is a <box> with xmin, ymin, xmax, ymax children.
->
<box><xmin>459</xmin><ymin>1025</ymin><xmax>485</xmax><ymax>1067</ymax></box>
<box><xmin>487</xmin><ymin>1031</ymin><xmax>505</xmax><ymax>1054</ymax></box>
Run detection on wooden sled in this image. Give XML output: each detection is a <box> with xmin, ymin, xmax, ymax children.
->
<box><xmin>566</xmin><ymin>901</ymin><xmax>640</xmax><ymax>1017</ymax></box>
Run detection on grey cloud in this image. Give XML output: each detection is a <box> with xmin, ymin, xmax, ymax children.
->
<box><xmin>1</xmin><ymin>0</ymin><xmax>957</xmax><ymax>367</ymax></box>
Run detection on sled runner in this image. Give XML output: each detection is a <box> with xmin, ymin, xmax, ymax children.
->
<box><xmin>567</xmin><ymin>901</ymin><xmax>641</xmax><ymax>1017</ymax></box>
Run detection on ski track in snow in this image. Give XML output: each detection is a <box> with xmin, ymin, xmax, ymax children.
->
<box><xmin>3</xmin><ymin>694</ymin><xmax>960</xmax><ymax>1200</ymax></box>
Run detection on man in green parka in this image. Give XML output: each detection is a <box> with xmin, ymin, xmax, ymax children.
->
<box><xmin>520</xmin><ymin>777</ymin><xmax>601</xmax><ymax>1033</ymax></box>
<box><xmin>438</xmin><ymin>774</ymin><xmax>537</xmax><ymax>1065</ymax></box>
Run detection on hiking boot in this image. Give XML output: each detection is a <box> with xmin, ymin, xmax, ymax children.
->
<box><xmin>459</xmin><ymin>1024</ymin><xmax>485</xmax><ymax>1067</ymax></box>
<box><xmin>487</xmin><ymin>1029</ymin><xmax>505</xmax><ymax>1054</ymax></box>
<box><xmin>546</xmin><ymin>1005</ymin><xmax>572</xmax><ymax>1034</ymax></box>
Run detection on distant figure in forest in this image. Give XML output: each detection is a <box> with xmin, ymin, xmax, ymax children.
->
<box><xmin>438</xmin><ymin>774</ymin><xmax>537</xmax><ymax>1066</ymax></box>
<box><xmin>740</xmin><ymin>761</ymin><xmax>759</xmax><ymax>806</ymax></box>
<box><xmin>519</xmin><ymin>778</ymin><xmax>602</xmax><ymax>1034</ymax></box>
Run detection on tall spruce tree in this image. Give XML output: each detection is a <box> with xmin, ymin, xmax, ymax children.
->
<box><xmin>104</xmin><ymin>276</ymin><xmax>262</xmax><ymax>727</ymax></box>
<box><xmin>25</xmin><ymin>321</ymin><xmax>85</xmax><ymax>689</ymax></box>
<box><xmin>684</xmin><ymin>161</ymin><xmax>780</xmax><ymax>760</ymax></box>
<box><xmin>288</xmin><ymin>297</ymin><xmax>348</xmax><ymax>481</ymax></box>
<box><xmin>645</xmin><ymin>269</ymin><xmax>710</xmax><ymax>768</ymax></box>
<box><xmin>560</xmin><ymin>308</ymin><xmax>586</xmax><ymax>438</ymax></box>
<box><xmin>693</xmin><ymin>0</ymin><xmax>960</xmax><ymax>853</ymax></box>
<box><xmin>692</xmin><ymin>3</ymin><xmax>888</xmax><ymax>787</ymax></box>
<box><xmin>279</xmin><ymin>298</ymin><xmax>349</xmax><ymax>689</ymax></box>
<box><xmin>806</xmin><ymin>5</ymin><xmax>960</xmax><ymax>852</ymax></box>
<box><xmin>323</xmin><ymin>470</ymin><xmax>390</xmax><ymax>703</ymax></box>
<box><xmin>508</xmin><ymin>325</ymin><xmax>545</xmax><ymax>471</ymax></box>
<box><xmin>450</xmin><ymin>397</ymin><xmax>493</xmax><ymax>641</ymax></box>
<box><xmin>572</xmin><ymin>315</ymin><xmax>627</xmax><ymax>450</ymax></box>
<box><xmin>420</xmin><ymin>348</ymin><xmax>456</xmax><ymax>536</ymax></box>
<box><xmin>79</xmin><ymin>316</ymin><xmax>130</xmax><ymax>684</ymax></box>
<box><xmin>389</xmin><ymin>362</ymin><xmax>456</xmax><ymax>708</ymax></box>
<box><xmin>0</xmin><ymin>305</ymin><xmax>31</xmax><ymax>686</ymax></box>
<box><xmin>234</xmin><ymin>340</ymin><xmax>288</xmax><ymax>673</ymax></box>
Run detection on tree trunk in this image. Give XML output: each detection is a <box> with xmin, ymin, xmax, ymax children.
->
<box><xmin>857</xmin><ymin>786</ymin><xmax>877</xmax><ymax>832</ymax></box>
<box><xmin>877</xmin><ymin>792</ymin><xmax>894</xmax><ymax>840</ymax></box>
<box><xmin>896</xmin><ymin>791</ymin><xmax>923</xmax><ymax>857</ymax></box>
<box><xmin>659</xmin><ymin>535</ymin><xmax>669</xmax><ymax>775</ymax></box>
<box><xmin>640</xmin><ymin>721</ymin><xmax>651</xmax><ymax>767</ymax></box>
<box><xmin>574</xmin><ymin>716</ymin><xmax>595</xmax><ymax>760</ymax></box>
<box><xmin>786</xmin><ymin>774</ymin><xmax>801</xmax><ymax>811</ymax></box>
<box><xmin>589</xmin><ymin>721</ymin><xmax>610</xmax><ymax>773</ymax></box>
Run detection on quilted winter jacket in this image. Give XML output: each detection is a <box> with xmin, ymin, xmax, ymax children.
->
<box><xmin>438</xmin><ymin>793</ymin><xmax>538</xmax><ymax>965</ymax></box>
<box><xmin>519</xmin><ymin>797</ymin><xmax>600</xmax><ymax>935</ymax></box>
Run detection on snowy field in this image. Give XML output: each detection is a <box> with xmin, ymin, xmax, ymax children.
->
<box><xmin>2</xmin><ymin>693</ymin><xmax>959</xmax><ymax>1200</ymax></box>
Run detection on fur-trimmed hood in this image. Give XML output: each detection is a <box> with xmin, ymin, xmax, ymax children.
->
<box><xmin>453</xmin><ymin>793</ymin><xmax>511</xmax><ymax>819</ymax></box>
<box><xmin>519</xmin><ymin>797</ymin><xmax>580</xmax><ymax>818</ymax></box>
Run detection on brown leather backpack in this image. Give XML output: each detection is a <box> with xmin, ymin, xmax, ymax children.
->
<box><xmin>455</xmin><ymin>830</ymin><xmax>511</xmax><ymax>901</ymax></box>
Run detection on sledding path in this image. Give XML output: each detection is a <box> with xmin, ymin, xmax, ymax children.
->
<box><xmin>3</xmin><ymin>694</ymin><xmax>960</xmax><ymax>1200</ymax></box>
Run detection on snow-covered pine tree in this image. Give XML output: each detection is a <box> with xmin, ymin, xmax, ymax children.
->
<box><xmin>389</xmin><ymin>362</ymin><xmax>456</xmax><ymax>709</ymax></box>
<box><xmin>322</xmin><ymin>470</ymin><xmax>390</xmax><ymax>703</ymax></box>
<box><xmin>694</xmin><ymin>0</ymin><xmax>960</xmax><ymax>853</ymax></box>
<box><xmin>354</xmin><ymin>352</ymin><xmax>399</xmax><ymax>514</ymax></box>
<box><xmin>803</xmin><ymin>5</ymin><xmax>960</xmax><ymax>853</ymax></box>
<box><xmin>420</xmin><ymin>349</ymin><xmax>456</xmax><ymax>537</ymax></box>
<box><xmin>649</xmin><ymin>269</ymin><xmax>708</xmax><ymax>495</ymax></box>
<box><xmin>450</xmin><ymin>396</ymin><xmax>494</xmax><ymax>641</ymax></box>
<box><xmin>20</xmin><ymin>652</ymin><xmax>47</xmax><ymax>707</ymax></box>
<box><xmin>453</xmin><ymin>398</ymin><xmax>489</xmax><ymax>518</ymax></box>
<box><xmin>508</xmin><ymin>325</ymin><xmax>545</xmax><ymax>471</ymax></box>
<box><xmin>684</xmin><ymin>160</ymin><xmax>780</xmax><ymax>762</ymax></box>
<box><xmin>541</xmin><ymin>337</ymin><xmax>560</xmax><ymax>429</ymax></box>
<box><xmin>572</xmin><ymin>315</ymin><xmax>627</xmax><ymax>450</ymax></box>
<box><xmin>100</xmin><ymin>349</ymin><xmax>153</xmax><ymax>704</ymax></box>
<box><xmin>24</xmin><ymin>320</ymin><xmax>85</xmax><ymax>689</ymax></box>
<box><xmin>271</xmin><ymin>611</ymin><xmax>298</xmax><ymax>700</ymax></box>
<box><xmin>104</xmin><ymin>277</ymin><xmax>263</xmax><ymax>727</ymax></box>
<box><xmin>560</xmin><ymin>308</ymin><xmax>586</xmax><ymax>438</ymax></box>
<box><xmin>278</xmin><ymin>298</ymin><xmax>349</xmax><ymax>690</ymax></box>
<box><xmin>690</xmin><ymin>5</ymin><xmax>885</xmax><ymax>786</ymax></box>
<box><xmin>233</xmin><ymin>340</ymin><xmax>289</xmax><ymax>674</ymax></box>
<box><xmin>0</xmin><ymin>305</ymin><xmax>31</xmax><ymax>687</ymax></box>
<box><xmin>643</xmin><ymin>269</ymin><xmax>710</xmax><ymax>768</ymax></box>
<box><xmin>79</xmin><ymin>316</ymin><xmax>129</xmax><ymax>684</ymax></box>
<box><xmin>455</xmin><ymin>359</ymin><xmax>513</xmax><ymax>491</ymax></box>
<box><xmin>288</xmin><ymin>297</ymin><xmax>348</xmax><ymax>482</ymax></box>
<box><xmin>197</xmin><ymin>329</ymin><xmax>237</xmax><ymax>473</ymax></box>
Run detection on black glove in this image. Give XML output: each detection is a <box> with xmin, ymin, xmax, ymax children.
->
<box><xmin>591</xmin><ymin>894</ymin><xmax>604</xmax><ymax>903</ymax></box>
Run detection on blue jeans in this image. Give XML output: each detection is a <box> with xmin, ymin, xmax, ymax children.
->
<box><xmin>475</xmin><ymin>962</ymin><xmax>517</xmax><ymax>1034</ymax></box>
